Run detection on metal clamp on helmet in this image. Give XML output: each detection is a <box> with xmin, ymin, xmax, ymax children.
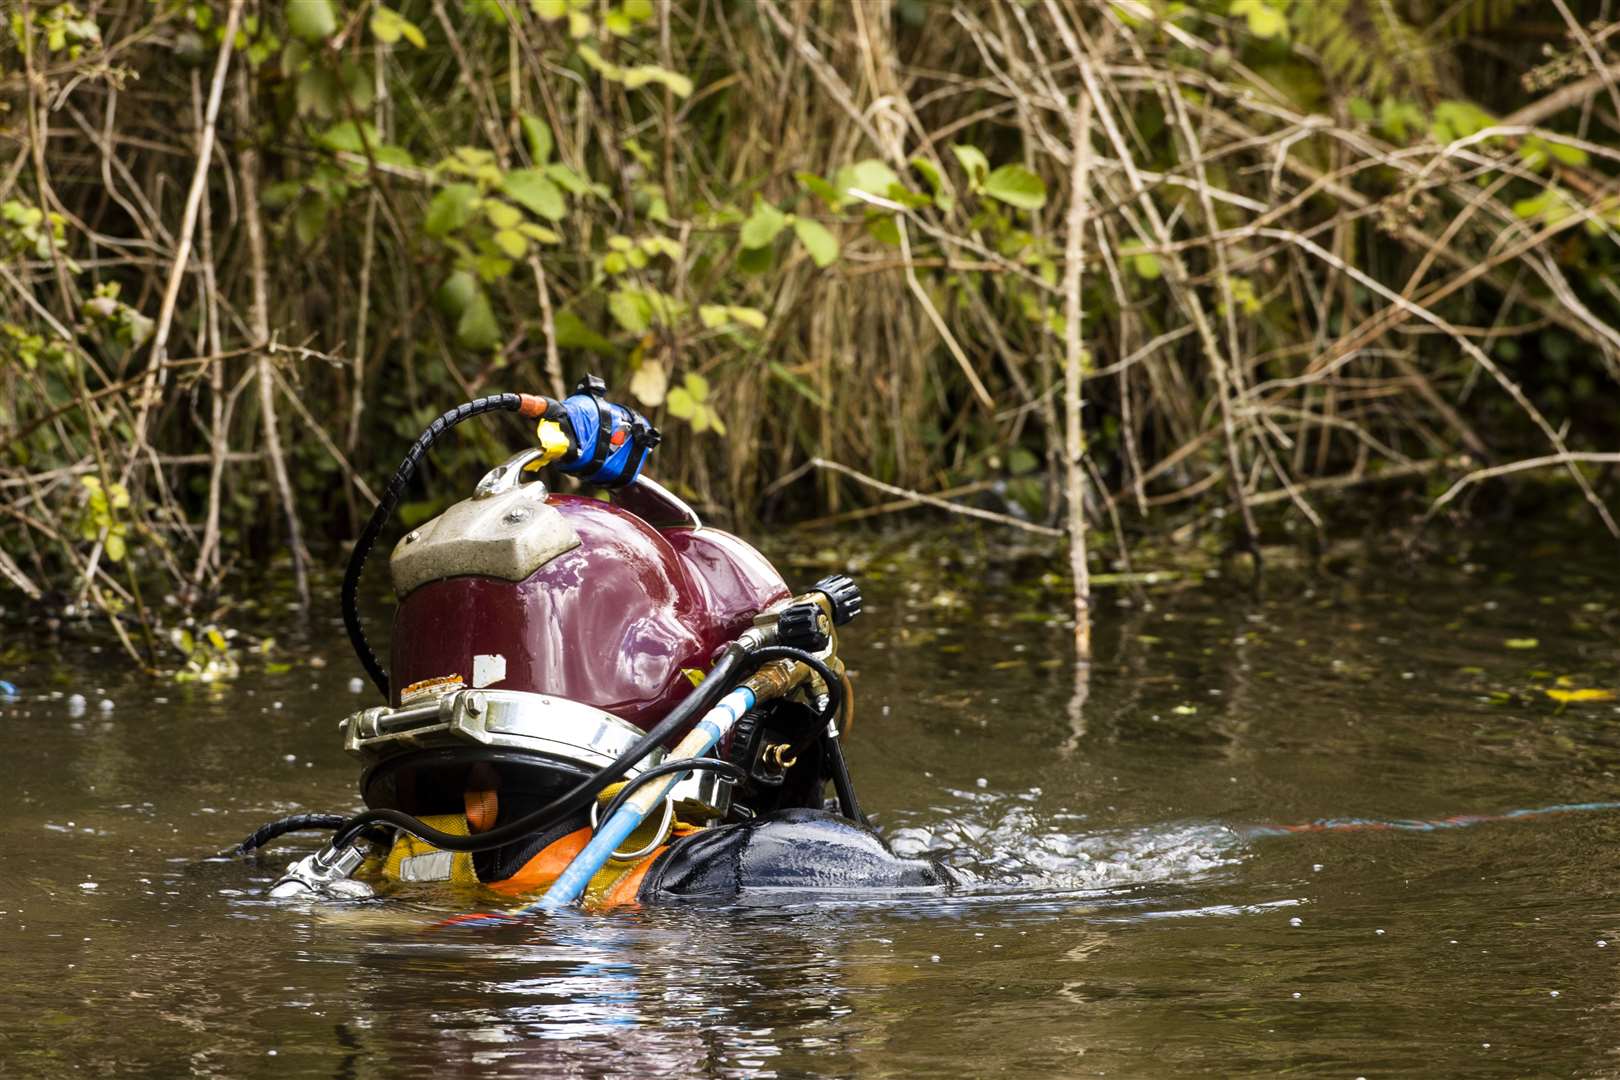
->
<box><xmin>550</xmin><ymin>374</ymin><xmax>661</xmax><ymax>489</ymax></box>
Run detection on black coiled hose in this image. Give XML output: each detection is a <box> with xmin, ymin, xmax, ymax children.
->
<box><xmin>234</xmin><ymin>813</ymin><xmax>347</xmax><ymax>854</ymax></box>
<box><xmin>343</xmin><ymin>394</ymin><xmax>527</xmax><ymax>699</ymax></box>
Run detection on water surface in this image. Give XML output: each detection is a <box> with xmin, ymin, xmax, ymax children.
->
<box><xmin>3</xmin><ymin>526</ymin><xmax>1619</xmax><ymax>1077</ymax></box>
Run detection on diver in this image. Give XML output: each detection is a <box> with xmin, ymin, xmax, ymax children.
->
<box><xmin>245</xmin><ymin>377</ymin><xmax>952</xmax><ymax>909</ymax></box>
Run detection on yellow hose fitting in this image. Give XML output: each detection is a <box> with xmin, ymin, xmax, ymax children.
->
<box><xmin>532</xmin><ymin>418</ymin><xmax>572</xmax><ymax>469</ymax></box>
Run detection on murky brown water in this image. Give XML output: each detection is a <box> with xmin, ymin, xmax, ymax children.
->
<box><xmin>4</xmin><ymin>526</ymin><xmax>1620</xmax><ymax>1077</ymax></box>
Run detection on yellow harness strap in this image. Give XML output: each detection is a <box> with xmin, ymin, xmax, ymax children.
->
<box><xmin>376</xmin><ymin>817</ymin><xmax>701</xmax><ymax>910</ymax></box>
<box><xmin>378</xmin><ymin>814</ymin><xmax>481</xmax><ymax>887</ymax></box>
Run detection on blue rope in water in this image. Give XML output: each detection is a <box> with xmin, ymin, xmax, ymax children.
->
<box><xmin>1242</xmin><ymin>800</ymin><xmax>1620</xmax><ymax>839</ymax></box>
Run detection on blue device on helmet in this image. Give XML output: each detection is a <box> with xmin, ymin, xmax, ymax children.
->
<box><xmin>552</xmin><ymin>375</ymin><xmax>660</xmax><ymax>488</ymax></box>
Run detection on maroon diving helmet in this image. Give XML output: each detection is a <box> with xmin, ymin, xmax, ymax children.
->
<box><xmin>335</xmin><ymin>377</ymin><xmax>864</xmax><ymax>849</ymax></box>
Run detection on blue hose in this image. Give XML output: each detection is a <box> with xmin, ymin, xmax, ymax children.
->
<box><xmin>528</xmin><ymin>686</ymin><xmax>756</xmax><ymax>912</ymax></box>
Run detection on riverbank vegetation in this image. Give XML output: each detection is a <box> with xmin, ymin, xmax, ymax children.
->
<box><xmin>4</xmin><ymin>0</ymin><xmax>1620</xmax><ymax>667</ymax></box>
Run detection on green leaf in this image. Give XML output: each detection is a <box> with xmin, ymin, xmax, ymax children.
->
<box><xmin>1430</xmin><ymin>100</ymin><xmax>1497</xmax><ymax>143</ymax></box>
<box><xmin>741</xmin><ymin>198</ymin><xmax>788</xmax><ymax>249</ymax></box>
<box><xmin>484</xmin><ymin>200</ymin><xmax>523</xmax><ymax>230</ymax></box>
<box><xmin>666</xmin><ymin>385</ymin><xmax>696</xmax><ymax>419</ymax></box>
<box><xmin>910</xmin><ymin>156</ymin><xmax>954</xmax><ymax>211</ymax></box>
<box><xmin>982</xmin><ymin>164</ymin><xmax>1047</xmax><ymax>210</ymax></box>
<box><xmin>544</xmin><ymin>163</ymin><xmax>593</xmax><ymax>196</ymax></box>
<box><xmin>472</xmin><ymin>253</ymin><xmax>513</xmax><ymax>282</ymax></box>
<box><xmin>456</xmin><ymin>290</ymin><xmax>501</xmax><ymax>350</ymax></box>
<box><xmin>1230</xmin><ymin>0</ymin><xmax>1286</xmax><ymax>39</ymax></box>
<box><xmin>735</xmin><ymin>244</ymin><xmax>774</xmax><ymax>275</ymax></box>
<box><xmin>286</xmin><ymin>0</ymin><xmax>337</xmax><ymax>43</ymax></box>
<box><xmin>104</xmin><ymin>531</ymin><xmax>126</xmax><ymax>563</ymax></box>
<box><xmin>532</xmin><ymin>0</ymin><xmax>568</xmax><ymax>18</ymax></box>
<box><xmin>577</xmin><ymin>43</ymin><xmax>623</xmax><ymax>82</ymax></box>
<box><xmin>885</xmin><ymin>183</ymin><xmax>933</xmax><ymax>210</ymax></box>
<box><xmin>369</xmin><ymin>6</ymin><xmax>426</xmax><ymax>47</ymax></box>
<box><xmin>1512</xmin><ymin>189</ymin><xmax>1572</xmax><ymax>225</ymax></box>
<box><xmin>424</xmin><ymin>184</ymin><xmax>477</xmax><ymax>238</ymax></box>
<box><xmin>609</xmin><ymin>289</ymin><xmax>651</xmax><ymax>333</ymax></box>
<box><xmin>1122</xmin><ymin>243</ymin><xmax>1162</xmax><ymax>280</ymax></box>
<box><xmin>795</xmin><ymin>171</ymin><xmax>842</xmax><ymax>209</ymax></box>
<box><xmin>835</xmin><ymin>159</ymin><xmax>901</xmax><ymax>203</ymax></box>
<box><xmin>293</xmin><ymin>197</ymin><xmax>327</xmax><ymax>247</ymax></box>
<box><xmin>502</xmin><ymin>169</ymin><xmax>566</xmax><ymax>220</ymax></box>
<box><xmin>554</xmin><ymin>310</ymin><xmax>616</xmax><ymax>355</ymax></box>
<box><xmin>1505</xmin><ymin>637</ymin><xmax>1540</xmax><ymax>650</ymax></box>
<box><xmin>1377</xmin><ymin>98</ymin><xmax>1425</xmax><ymax>143</ymax></box>
<box><xmin>624</xmin><ymin>0</ymin><xmax>655</xmax><ymax>21</ymax></box>
<box><xmin>699</xmin><ymin>305</ymin><xmax>766</xmax><ymax>331</ymax></box>
<box><xmin>317</xmin><ymin>120</ymin><xmax>377</xmax><ymax>154</ymax></box>
<box><xmin>519</xmin><ymin>113</ymin><xmax>553</xmax><ymax>165</ymax></box>
<box><xmin>951</xmin><ymin>144</ymin><xmax>989</xmax><ymax>187</ymax></box>
<box><xmin>1547</xmin><ymin>139</ymin><xmax>1589</xmax><ymax>166</ymax></box>
<box><xmin>435</xmin><ymin>270</ymin><xmax>478</xmax><ymax>316</ymax></box>
<box><xmin>792</xmin><ymin>217</ymin><xmax>839</xmax><ymax>267</ymax></box>
<box><xmin>640</xmin><ymin>235</ymin><xmax>681</xmax><ymax>260</ymax></box>
<box><xmin>518</xmin><ymin>222</ymin><xmax>560</xmax><ymax>244</ymax></box>
<box><xmin>295</xmin><ymin>66</ymin><xmax>341</xmax><ymax>118</ymax></box>
<box><xmin>726</xmin><ymin>306</ymin><xmax>767</xmax><ymax>330</ymax></box>
<box><xmin>493</xmin><ymin>228</ymin><xmax>528</xmax><ymax>258</ymax></box>
<box><xmin>866</xmin><ymin>213</ymin><xmax>901</xmax><ymax>247</ymax></box>
<box><xmin>622</xmin><ymin>64</ymin><xmax>694</xmax><ymax>98</ymax></box>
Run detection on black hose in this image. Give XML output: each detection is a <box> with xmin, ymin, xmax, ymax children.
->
<box><xmin>343</xmin><ymin>394</ymin><xmax>527</xmax><ymax>699</ymax></box>
<box><xmin>234</xmin><ymin>813</ymin><xmax>347</xmax><ymax>854</ymax></box>
<box><xmin>329</xmin><ymin>644</ymin><xmax>749</xmax><ymax>853</ymax></box>
<box><xmin>734</xmin><ymin>644</ymin><xmax>866</xmax><ymax>825</ymax></box>
<box><xmin>737</xmin><ymin>645</ymin><xmax>843</xmax><ymax>728</ymax></box>
<box><xmin>824</xmin><ymin>738</ymin><xmax>869</xmax><ymax>827</ymax></box>
<box><xmin>595</xmin><ymin>757</ymin><xmax>747</xmax><ymax>827</ymax></box>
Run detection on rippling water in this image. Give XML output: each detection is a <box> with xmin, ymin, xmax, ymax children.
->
<box><xmin>3</xmin><ymin>527</ymin><xmax>1619</xmax><ymax>1077</ymax></box>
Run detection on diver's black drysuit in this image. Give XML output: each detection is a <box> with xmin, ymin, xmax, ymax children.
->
<box><xmin>644</xmin><ymin>807</ymin><xmax>952</xmax><ymax>901</ymax></box>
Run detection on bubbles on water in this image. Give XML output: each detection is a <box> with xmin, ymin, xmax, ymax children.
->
<box><xmin>1550</xmin><ymin>990</ymin><xmax>1560</xmax><ymax>997</ymax></box>
<box><xmin>97</xmin><ymin>699</ymin><xmax>113</xmax><ymax>712</ymax></box>
<box><xmin>348</xmin><ymin>677</ymin><xmax>364</xmax><ymax>693</ymax></box>
<box><xmin>67</xmin><ymin>693</ymin><xmax>86</xmax><ymax>717</ymax></box>
<box><xmin>885</xmin><ymin>786</ymin><xmax>1244</xmax><ymax>891</ymax></box>
<box><xmin>1289</xmin><ymin>917</ymin><xmax>1303</xmax><ymax>927</ymax></box>
<box><xmin>1599</xmin><ymin>940</ymin><xmax>1608</xmax><ymax>948</ymax></box>
<box><xmin>1375</xmin><ymin>929</ymin><xmax>1385</xmax><ymax>936</ymax></box>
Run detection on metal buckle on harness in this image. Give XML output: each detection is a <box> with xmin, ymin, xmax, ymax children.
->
<box><xmin>340</xmin><ymin>688</ymin><xmax>667</xmax><ymax>776</ymax></box>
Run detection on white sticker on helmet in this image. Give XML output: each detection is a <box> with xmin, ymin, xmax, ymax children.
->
<box><xmin>472</xmin><ymin>653</ymin><xmax>507</xmax><ymax>689</ymax></box>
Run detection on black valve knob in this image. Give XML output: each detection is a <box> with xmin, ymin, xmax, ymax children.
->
<box><xmin>777</xmin><ymin>602</ymin><xmax>830</xmax><ymax>652</ymax></box>
<box><xmin>811</xmin><ymin>574</ymin><xmax>862</xmax><ymax>626</ymax></box>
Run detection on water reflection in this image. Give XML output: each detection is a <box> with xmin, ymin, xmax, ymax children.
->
<box><xmin>3</xmin><ymin>526</ymin><xmax>1620</xmax><ymax>1076</ymax></box>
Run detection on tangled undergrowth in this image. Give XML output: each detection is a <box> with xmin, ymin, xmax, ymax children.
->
<box><xmin>3</xmin><ymin>0</ymin><xmax>1620</xmax><ymax>667</ymax></box>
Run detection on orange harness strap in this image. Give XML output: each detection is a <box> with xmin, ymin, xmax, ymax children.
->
<box><xmin>483</xmin><ymin>827</ymin><xmax>681</xmax><ymax>909</ymax></box>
